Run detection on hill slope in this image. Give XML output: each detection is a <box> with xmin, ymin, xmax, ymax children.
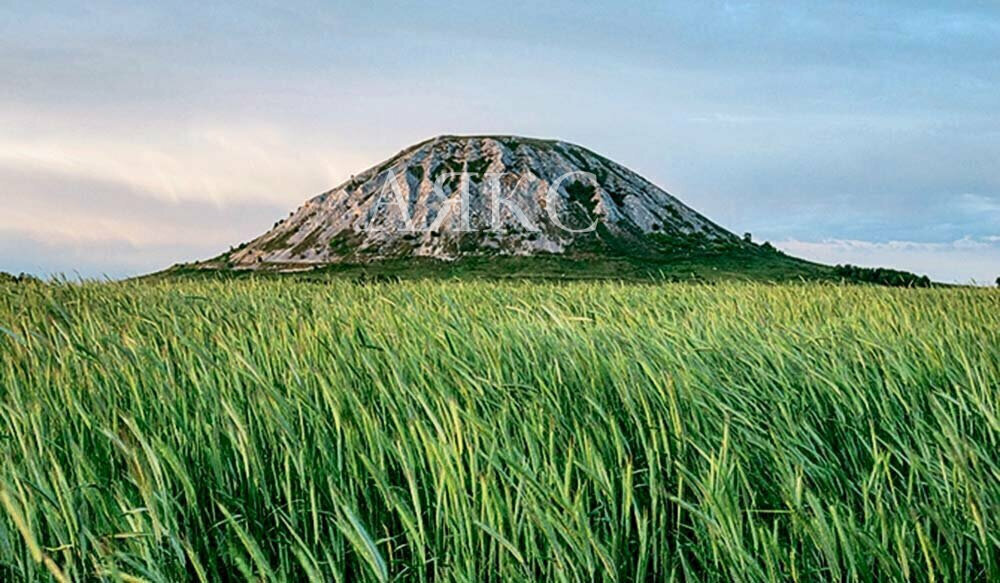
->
<box><xmin>182</xmin><ymin>135</ymin><xmax>830</xmax><ymax>280</ymax></box>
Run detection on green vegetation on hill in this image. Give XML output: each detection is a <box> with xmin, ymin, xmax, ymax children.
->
<box><xmin>167</xmin><ymin>250</ymin><xmax>827</xmax><ymax>284</ymax></box>
<box><xmin>162</xmin><ymin>245</ymin><xmax>937</xmax><ymax>289</ymax></box>
<box><xmin>1</xmin><ymin>279</ymin><xmax>996</xmax><ymax>581</ymax></box>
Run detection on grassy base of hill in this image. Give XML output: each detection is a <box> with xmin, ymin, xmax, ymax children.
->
<box><xmin>153</xmin><ymin>248</ymin><xmax>843</xmax><ymax>284</ymax></box>
<box><xmin>153</xmin><ymin>248</ymin><xmax>939</xmax><ymax>288</ymax></box>
<box><xmin>0</xmin><ymin>279</ymin><xmax>996</xmax><ymax>581</ymax></box>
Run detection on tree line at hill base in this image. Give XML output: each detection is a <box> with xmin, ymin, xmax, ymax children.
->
<box><xmin>831</xmin><ymin>264</ymin><xmax>932</xmax><ymax>288</ymax></box>
<box><xmin>0</xmin><ymin>272</ymin><xmax>42</xmax><ymax>285</ymax></box>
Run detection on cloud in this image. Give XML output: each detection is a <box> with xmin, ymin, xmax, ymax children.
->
<box><xmin>0</xmin><ymin>115</ymin><xmax>361</xmax><ymax>206</ymax></box>
<box><xmin>0</xmin><ymin>161</ymin><xmax>296</xmax><ymax>277</ymax></box>
<box><xmin>958</xmin><ymin>193</ymin><xmax>1000</xmax><ymax>214</ymax></box>
<box><xmin>776</xmin><ymin>237</ymin><xmax>1000</xmax><ymax>285</ymax></box>
<box><xmin>1</xmin><ymin>161</ymin><xmax>288</xmax><ymax>238</ymax></box>
<box><xmin>0</xmin><ymin>228</ymin><xmax>211</xmax><ymax>280</ymax></box>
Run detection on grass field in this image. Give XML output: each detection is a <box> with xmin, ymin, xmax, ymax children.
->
<box><xmin>0</xmin><ymin>279</ymin><xmax>997</xmax><ymax>581</ymax></box>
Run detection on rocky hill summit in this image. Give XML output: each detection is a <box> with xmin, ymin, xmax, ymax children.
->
<box><xmin>223</xmin><ymin>135</ymin><xmax>750</xmax><ymax>269</ymax></box>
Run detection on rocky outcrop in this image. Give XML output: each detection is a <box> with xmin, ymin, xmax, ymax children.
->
<box><xmin>229</xmin><ymin>135</ymin><xmax>743</xmax><ymax>267</ymax></box>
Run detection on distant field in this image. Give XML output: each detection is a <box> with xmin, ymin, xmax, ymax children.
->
<box><xmin>0</xmin><ymin>280</ymin><xmax>997</xmax><ymax>581</ymax></box>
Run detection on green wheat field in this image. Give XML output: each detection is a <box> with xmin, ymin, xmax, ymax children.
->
<box><xmin>1</xmin><ymin>279</ymin><xmax>997</xmax><ymax>582</ymax></box>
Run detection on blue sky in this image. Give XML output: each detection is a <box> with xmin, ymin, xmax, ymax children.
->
<box><xmin>2</xmin><ymin>1</ymin><xmax>999</xmax><ymax>282</ymax></box>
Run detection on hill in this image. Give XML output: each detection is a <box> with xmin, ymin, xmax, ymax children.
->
<box><xmin>160</xmin><ymin>135</ymin><xmax>930</xmax><ymax>285</ymax></box>
<box><xmin>168</xmin><ymin>135</ymin><xmax>822</xmax><ymax>279</ymax></box>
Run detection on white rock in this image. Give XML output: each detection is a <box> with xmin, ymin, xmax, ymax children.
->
<box><xmin>229</xmin><ymin>135</ymin><xmax>738</xmax><ymax>268</ymax></box>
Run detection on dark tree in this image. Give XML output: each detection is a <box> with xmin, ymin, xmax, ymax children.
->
<box><xmin>833</xmin><ymin>264</ymin><xmax>931</xmax><ymax>288</ymax></box>
<box><xmin>0</xmin><ymin>272</ymin><xmax>41</xmax><ymax>285</ymax></box>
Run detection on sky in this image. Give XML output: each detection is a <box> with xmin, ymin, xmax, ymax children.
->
<box><xmin>1</xmin><ymin>1</ymin><xmax>999</xmax><ymax>283</ymax></box>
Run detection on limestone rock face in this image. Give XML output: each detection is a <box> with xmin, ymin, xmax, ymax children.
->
<box><xmin>229</xmin><ymin>135</ymin><xmax>741</xmax><ymax>267</ymax></box>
